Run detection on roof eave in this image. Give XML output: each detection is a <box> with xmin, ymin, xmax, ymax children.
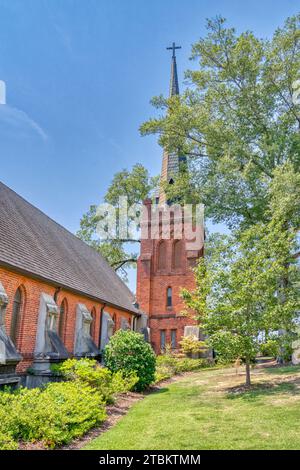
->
<box><xmin>0</xmin><ymin>260</ymin><xmax>141</xmax><ymax>316</ymax></box>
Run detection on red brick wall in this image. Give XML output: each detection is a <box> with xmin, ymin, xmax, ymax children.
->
<box><xmin>136</xmin><ymin>204</ymin><xmax>203</xmax><ymax>354</ymax></box>
<box><xmin>0</xmin><ymin>266</ymin><xmax>134</xmax><ymax>372</ymax></box>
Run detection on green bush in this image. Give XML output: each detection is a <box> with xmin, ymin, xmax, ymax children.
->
<box><xmin>55</xmin><ymin>358</ymin><xmax>138</xmax><ymax>403</ymax></box>
<box><xmin>155</xmin><ymin>352</ymin><xmax>209</xmax><ymax>383</ymax></box>
<box><xmin>179</xmin><ymin>335</ymin><xmax>207</xmax><ymax>356</ymax></box>
<box><xmin>0</xmin><ymin>357</ymin><xmax>139</xmax><ymax>450</ymax></box>
<box><xmin>0</xmin><ymin>381</ymin><xmax>106</xmax><ymax>449</ymax></box>
<box><xmin>175</xmin><ymin>357</ymin><xmax>209</xmax><ymax>373</ymax></box>
<box><xmin>104</xmin><ymin>330</ymin><xmax>156</xmax><ymax>391</ymax></box>
<box><xmin>0</xmin><ymin>431</ymin><xmax>18</xmax><ymax>450</ymax></box>
<box><xmin>154</xmin><ymin>367</ymin><xmax>173</xmax><ymax>383</ymax></box>
<box><xmin>156</xmin><ymin>352</ymin><xmax>178</xmax><ymax>375</ymax></box>
<box><xmin>260</xmin><ymin>339</ymin><xmax>279</xmax><ymax>358</ymax></box>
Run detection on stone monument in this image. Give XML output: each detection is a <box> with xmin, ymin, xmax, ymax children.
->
<box><xmin>26</xmin><ymin>293</ymin><xmax>69</xmax><ymax>387</ymax></box>
<box><xmin>99</xmin><ymin>311</ymin><xmax>115</xmax><ymax>352</ymax></box>
<box><xmin>74</xmin><ymin>303</ymin><xmax>100</xmax><ymax>358</ymax></box>
<box><xmin>292</xmin><ymin>327</ymin><xmax>300</xmax><ymax>365</ymax></box>
<box><xmin>135</xmin><ymin>312</ymin><xmax>150</xmax><ymax>342</ymax></box>
<box><xmin>183</xmin><ymin>325</ymin><xmax>212</xmax><ymax>359</ymax></box>
<box><xmin>120</xmin><ymin>316</ymin><xmax>130</xmax><ymax>330</ymax></box>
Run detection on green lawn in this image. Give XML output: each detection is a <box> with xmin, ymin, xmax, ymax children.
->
<box><xmin>85</xmin><ymin>364</ymin><xmax>300</xmax><ymax>450</ymax></box>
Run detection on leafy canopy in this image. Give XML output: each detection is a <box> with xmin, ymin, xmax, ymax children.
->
<box><xmin>181</xmin><ymin>164</ymin><xmax>300</xmax><ymax>385</ymax></box>
<box><xmin>77</xmin><ymin>164</ymin><xmax>157</xmax><ymax>280</ymax></box>
<box><xmin>141</xmin><ymin>14</ymin><xmax>300</xmax><ymax>230</ymax></box>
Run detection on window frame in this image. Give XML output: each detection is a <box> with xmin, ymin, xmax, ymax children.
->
<box><xmin>10</xmin><ymin>287</ymin><xmax>23</xmax><ymax>346</ymax></box>
<box><xmin>171</xmin><ymin>329</ymin><xmax>177</xmax><ymax>349</ymax></box>
<box><xmin>160</xmin><ymin>329</ymin><xmax>166</xmax><ymax>351</ymax></box>
<box><xmin>58</xmin><ymin>298</ymin><xmax>67</xmax><ymax>340</ymax></box>
<box><xmin>167</xmin><ymin>286</ymin><xmax>172</xmax><ymax>308</ymax></box>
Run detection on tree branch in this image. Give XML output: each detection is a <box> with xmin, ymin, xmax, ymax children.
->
<box><xmin>112</xmin><ymin>258</ymin><xmax>137</xmax><ymax>270</ymax></box>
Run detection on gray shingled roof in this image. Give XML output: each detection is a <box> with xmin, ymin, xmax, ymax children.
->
<box><xmin>0</xmin><ymin>181</ymin><xmax>139</xmax><ymax>315</ymax></box>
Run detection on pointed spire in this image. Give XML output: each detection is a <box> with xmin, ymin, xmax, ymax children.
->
<box><xmin>157</xmin><ymin>43</ymin><xmax>183</xmax><ymax>205</ymax></box>
<box><xmin>167</xmin><ymin>42</ymin><xmax>181</xmax><ymax>96</ymax></box>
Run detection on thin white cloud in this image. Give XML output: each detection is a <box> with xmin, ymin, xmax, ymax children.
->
<box><xmin>0</xmin><ymin>81</ymin><xmax>6</xmax><ymax>104</ymax></box>
<box><xmin>0</xmin><ymin>104</ymin><xmax>48</xmax><ymax>141</ymax></box>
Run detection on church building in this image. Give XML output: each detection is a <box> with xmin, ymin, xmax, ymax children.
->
<box><xmin>0</xmin><ymin>182</ymin><xmax>140</xmax><ymax>387</ymax></box>
<box><xmin>136</xmin><ymin>44</ymin><xmax>204</xmax><ymax>354</ymax></box>
<box><xmin>0</xmin><ymin>44</ymin><xmax>203</xmax><ymax>389</ymax></box>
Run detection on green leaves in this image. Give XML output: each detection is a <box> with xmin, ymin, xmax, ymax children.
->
<box><xmin>104</xmin><ymin>330</ymin><xmax>156</xmax><ymax>392</ymax></box>
<box><xmin>181</xmin><ymin>163</ymin><xmax>300</xmax><ymax>382</ymax></box>
<box><xmin>141</xmin><ymin>14</ymin><xmax>300</xmax><ymax>230</ymax></box>
<box><xmin>155</xmin><ymin>353</ymin><xmax>208</xmax><ymax>383</ymax></box>
<box><xmin>0</xmin><ymin>358</ymin><xmax>141</xmax><ymax>449</ymax></box>
<box><xmin>77</xmin><ymin>163</ymin><xmax>158</xmax><ymax>280</ymax></box>
<box><xmin>55</xmin><ymin>358</ymin><xmax>138</xmax><ymax>404</ymax></box>
<box><xmin>0</xmin><ymin>381</ymin><xmax>106</xmax><ymax>449</ymax></box>
<box><xmin>104</xmin><ymin>163</ymin><xmax>154</xmax><ymax>207</ymax></box>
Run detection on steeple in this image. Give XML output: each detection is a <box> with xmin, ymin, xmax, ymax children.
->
<box><xmin>158</xmin><ymin>43</ymin><xmax>183</xmax><ymax>204</ymax></box>
<box><xmin>167</xmin><ymin>42</ymin><xmax>181</xmax><ymax>96</ymax></box>
<box><xmin>137</xmin><ymin>43</ymin><xmax>203</xmax><ymax>357</ymax></box>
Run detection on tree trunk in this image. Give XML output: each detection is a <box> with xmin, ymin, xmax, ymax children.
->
<box><xmin>245</xmin><ymin>359</ymin><xmax>251</xmax><ymax>387</ymax></box>
<box><xmin>277</xmin><ymin>222</ymin><xmax>291</xmax><ymax>364</ymax></box>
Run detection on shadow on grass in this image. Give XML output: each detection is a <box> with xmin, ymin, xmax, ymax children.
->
<box><xmin>265</xmin><ymin>365</ymin><xmax>300</xmax><ymax>375</ymax></box>
<box><xmin>227</xmin><ymin>380</ymin><xmax>300</xmax><ymax>401</ymax></box>
<box><xmin>145</xmin><ymin>387</ymin><xmax>169</xmax><ymax>395</ymax></box>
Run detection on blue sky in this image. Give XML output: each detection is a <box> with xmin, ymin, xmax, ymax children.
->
<box><xmin>0</xmin><ymin>0</ymin><xmax>298</xmax><ymax>289</ymax></box>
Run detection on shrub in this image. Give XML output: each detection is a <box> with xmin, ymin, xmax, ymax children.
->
<box><xmin>156</xmin><ymin>352</ymin><xmax>178</xmax><ymax>372</ymax></box>
<box><xmin>179</xmin><ymin>335</ymin><xmax>207</xmax><ymax>356</ymax></box>
<box><xmin>260</xmin><ymin>339</ymin><xmax>279</xmax><ymax>358</ymax></box>
<box><xmin>175</xmin><ymin>357</ymin><xmax>209</xmax><ymax>373</ymax></box>
<box><xmin>155</xmin><ymin>350</ymin><xmax>209</xmax><ymax>383</ymax></box>
<box><xmin>0</xmin><ymin>381</ymin><xmax>106</xmax><ymax>449</ymax></box>
<box><xmin>0</xmin><ymin>357</ymin><xmax>139</xmax><ymax>450</ymax></box>
<box><xmin>55</xmin><ymin>358</ymin><xmax>138</xmax><ymax>403</ymax></box>
<box><xmin>155</xmin><ymin>353</ymin><xmax>177</xmax><ymax>382</ymax></box>
<box><xmin>154</xmin><ymin>367</ymin><xmax>172</xmax><ymax>383</ymax></box>
<box><xmin>0</xmin><ymin>431</ymin><xmax>18</xmax><ymax>450</ymax></box>
<box><xmin>104</xmin><ymin>330</ymin><xmax>156</xmax><ymax>391</ymax></box>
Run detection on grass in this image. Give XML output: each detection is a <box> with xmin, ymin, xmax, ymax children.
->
<box><xmin>84</xmin><ymin>364</ymin><xmax>300</xmax><ymax>450</ymax></box>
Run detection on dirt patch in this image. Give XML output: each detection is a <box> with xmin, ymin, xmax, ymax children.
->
<box><xmin>226</xmin><ymin>382</ymin><xmax>274</xmax><ymax>395</ymax></box>
<box><xmin>225</xmin><ymin>369</ymin><xmax>300</xmax><ymax>397</ymax></box>
<box><xmin>19</xmin><ymin>441</ymin><xmax>47</xmax><ymax>451</ymax></box>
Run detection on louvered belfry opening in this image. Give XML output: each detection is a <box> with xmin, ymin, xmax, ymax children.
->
<box><xmin>172</xmin><ymin>239</ymin><xmax>182</xmax><ymax>269</ymax></box>
<box><xmin>158</xmin><ymin>241</ymin><xmax>167</xmax><ymax>271</ymax></box>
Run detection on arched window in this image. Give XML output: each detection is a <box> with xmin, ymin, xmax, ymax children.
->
<box><xmin>172</xmin><ymin>240</ymin><xmax>183</xmax><ymax>269</ymax></box>
<box><xmin>90</xmin><ymin>308</ymin><xmax>96</xmax><ymax>339</ymax></box>
<box><xmin>59</xmin><ymin>299</ymin><xmax>67</xmax><ymax>340</ymax></box>
<box><xmin>10</xmin><ymin>287</ymin><xmax>23</xmax><ymax>345</ymax></box>
<box><xmin>160</xmin><ymin>330</ymin><xmax>166</xmax><ymax>351</ymax></box>
<box><xmin>167</xmin><ymin>287</ymin><xmax>172</xmax><ymax>308</ymax></box>
<box><xmin>158</xmin><ymin>241</ymin><xmax>167</xmax><ymax>270</ymax></box>
<box><xmin>112</xmin><ymin>313</ymin><xmax>117</xmax><ymax>333</ymax></box>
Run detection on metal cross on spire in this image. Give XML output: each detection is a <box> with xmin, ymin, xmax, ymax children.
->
<box><xmin>166</xmin><ymin>42</ymin><xmax>181</xmax><ymax>96</ymax></box>
<box><xmin>166</xmin><ymin>42</ymin><xmax>181</xmax><ymax>58</ymax></box>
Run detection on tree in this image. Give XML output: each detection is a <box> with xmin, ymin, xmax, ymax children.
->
<box><xmin>181</xmin><ymin>164</ymin><xmax>300</xmax><ymax>386</ymax></box>
<box><xmin>77</xmin><ymin>164</ymin><xmax>157</xmax><ymax>280</ymax></box>
<box><xmin>141</xmin><ymin>16</ymin><xmax>300</xmax><ymax>378</ymax></box>
<box><xmin>141</xmin><ymin>14</ymin><xmax>300</xmax><ymax>230</ymax></box>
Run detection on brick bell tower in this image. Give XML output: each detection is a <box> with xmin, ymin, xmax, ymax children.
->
<box><xmin>136</xmin><ymin>44</ymin><xmax>204</xmax><ymax>354</ymax></box>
